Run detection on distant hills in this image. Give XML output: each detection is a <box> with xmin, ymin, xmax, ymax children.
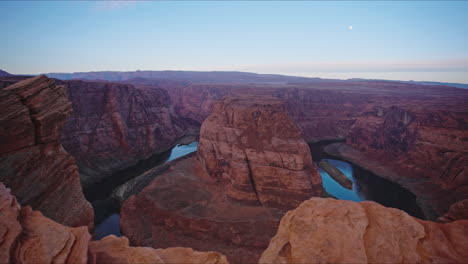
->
<box><xmin>44</xmin><ymin>70</ymin><xmax>322</xmax><ymax>84</ymax></box>
<box><xmin>349</xmin><ymin>78</ymin><xmax>468</xmax><ymax>89</ymax></box>
<box><xmin>2</xmin><ymin>69</ymin><xmax>467</xmax><ymax>89</ymax></box>
<box><xmin>0</xmin><ymin>69</ymin><xmax>12</xmax><ymax>77</ymax></box>
<box><xmin>44</xmin><ymin>70</ymin><xmax>468</xmax><ymax>89</ymax></box>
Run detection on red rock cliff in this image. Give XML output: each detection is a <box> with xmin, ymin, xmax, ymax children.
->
<box><xmin>0</xmin><ymin>75</ymin><xmax>93</xmax><ymax>228</ymax></box>
<box><xmin>59</xmin><ymin>80</ymin><xmax>185</xmax><ymax>188</ymax></box>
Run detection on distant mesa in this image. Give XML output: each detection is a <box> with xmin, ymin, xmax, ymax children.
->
<box><xmin>0</xmin><ymin>69</ymin><xmax>12</xmax><ymax>76</ymax></box>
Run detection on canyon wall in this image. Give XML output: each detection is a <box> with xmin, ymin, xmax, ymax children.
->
<box><xmin>260</xmin><ymin>198</ymin><xmax>468</xmax><ymax>264</ymax></box>
<box><xmin>0</xmin><ymin>183</ymin><xmax>228</xmax><ymax>264</ymax></box>
<box><xmin>0</xmin><ymin>75</ymin><xmax>93</xmax><ymax>228</ymax></box>
<box><xmin>58</xmin><ymin>80</ymin><xmax>186</xmax><ymax>189</ymax></box>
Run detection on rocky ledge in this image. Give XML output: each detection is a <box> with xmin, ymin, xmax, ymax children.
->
<box><xmin>260</xmin><ymin>198</ymin><xmax>468</xmax><ymax>264</ymax></box>
<box><xmin>121</xmin><ymin>96</ymin><xmax>324</xmax><ymax>263</ymax></box>
<box><xmin>0</xmin><ymin>75</ymin><xmax>93</xmax><ymax>228</ymax></box>
<box><xmin>0</xmin><ymin>183</ymin><xmax>228</xmax><ymax>264</ymax></box>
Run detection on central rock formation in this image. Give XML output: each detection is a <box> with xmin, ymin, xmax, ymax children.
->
<box><xmin>0</xmin><ymin>75</ymin><xmax>93</xmax><ymax>228</ymax></box>
<box><xmin>121</xmin><ymin>96</ymin><xmax>323</xmax><ymax>263</ymax></box>
<box><xmin>196</xmin><ymin>96</ymin><xmax>323</xmax><ymax>209</ymax></box>
<box><xmin>260</xmin><ymin>198</ymin><xmax>468</xmax><ymax>264</ymax></box>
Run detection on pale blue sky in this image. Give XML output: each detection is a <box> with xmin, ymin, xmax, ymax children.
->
<box><xmin>1</xmin><ymin>1</ymin><xmax>468</xmax><ymax>82</ymax></box>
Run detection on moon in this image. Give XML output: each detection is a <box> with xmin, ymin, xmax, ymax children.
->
<box><xmin>348</xmin><ymin>25</ymin><xmax>353</xmax><ymax>30</ymax></box>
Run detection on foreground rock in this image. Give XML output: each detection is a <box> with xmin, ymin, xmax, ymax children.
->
<box><xmin>260</xmin><ymin>198</ymin><xmax>468</xmax><ymax>264</ymax></box>
<box><xmin>317</xmin><ymin>160</ymin><xmax>352</xmax><ymax>190</ymax></box>
<box><xmin>0</xmin><ymin>75</ymin><xmax>93</xmax><ymax>228</ymax></box>
<box><xmin>121</xmin><ymin>96</ymin><xmax>324</xmax><ymax>263</ymax></box>
<box><xmin>197</xmin><ymin>96</ymin><xmax>323</xmax><ymax>209</ymax></box>
<box><xmin>0</xmin><ymin>183</ymin><xmax>228</xmax><ymax>264</ymax></box>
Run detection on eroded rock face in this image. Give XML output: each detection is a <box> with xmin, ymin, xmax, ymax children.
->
<box><xmin>338</xmin><ymin>104</ymin><xmax>468</xmax><ymax>218</ymax></box>
<box><xmin>89</xmin><ymin>235</ymin><xmax>229</xmax><ymax>264</ymax></box>
<box><xmin>0</xmin><ymin>183</ymin><xmax>90</xmax><ymax>264</ymax></box>
<box><xmin>0</xmin><ymin>75</ymin><xmax>93</xmax><ymax>228</ymax></box>
<box><xmin>196</xmin><ymin>96</ymin><xmax>323</xmax><ymax>209</ymax></box>
<box><xmin>0</xmin><ymin>183</ymin><xmax>229</xmax><ymax>264</ymax></box>
<box><xmin>438</xmin><ymin>199</ymin><xmax>468</xmax><ymax>222</ymax></box>
<box><xmin>59</xmin><ymin>80</ymin><xmax>185</xmax><ymax>189</ymax></box>
<box><xmin>260</xmin><ymin>198</ymin><xmax>468</xmax><ymax>264</ymax></box>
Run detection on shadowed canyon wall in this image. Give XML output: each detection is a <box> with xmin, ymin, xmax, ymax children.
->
<box><xmin>57</xmin><ymin>80</ymin><xmax>186</xmax><ymax>189</ymax></box>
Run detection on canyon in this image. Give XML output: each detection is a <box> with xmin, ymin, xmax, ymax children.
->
<box><xmin>122</xmin><ymin>77</ymin><xmax>467</xmax><ymax>220</ymax></box>
<box><xmin>0</xmin><ymin>72</ymin><xmax>467</xmax><ymax>264</ymax></box>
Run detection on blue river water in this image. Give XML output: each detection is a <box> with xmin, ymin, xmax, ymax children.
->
<box><xmin>319</xmin><ymin>159</ymin><xmax>363</xmax><ymax>202</ymax></box>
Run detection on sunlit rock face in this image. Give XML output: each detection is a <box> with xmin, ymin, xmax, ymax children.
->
<box><xmin>0</xmin><ymin>182</ymin><xmax>229</xmax><ymax>264</ymax></box>
<box><xmin>196</xmin><ymin>96</ymin><xmax>323</xmax><ymax>209</ymax></box>
<box><xmin>260</xmin><ymin>198</ymin><xmax>468</xmax><ymax>264</ymax></box>
<box><xmin>58</xmin><ymin>79</ymin><xmax>185</xmax><ymax>189</ymax></box>
<box><xmin>0</xmin><ymin>75</ymin><xmax>93</xmax><ymax>228</ymax></box>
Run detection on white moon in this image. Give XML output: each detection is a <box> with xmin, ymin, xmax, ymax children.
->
<box><xmin>348</xmin><ymin>25</ymin><xmax>353</xmax><ymax>30</ymax></box>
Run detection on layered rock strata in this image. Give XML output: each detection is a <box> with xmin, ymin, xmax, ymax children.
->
<box><xmin>121</xmin><ymin>96</ymin><xmax>324</xmax><ymax>263</ymax></box>
<box><xmin>58</xmin><ymin>80</ymin><xmax>186</xmax><ymax>189</ymax></box>
<box><xmin>0</xmin><ymin>75</ymin><xmax>93</xmax><ymax>228</ymax></box>
<box><xmin>0</xmin><ymin>183</ymin><xmax>228</xmax><ymax>264</ymax></box>
<box><xmin>260</xmin><ymin>198</ymin><xmax>468</xmax><ymax>264</ymax></box>
<box><xmin>196</xmin><ymin>96</ymin><xmax>323</xmax><ymax>208</ymax></box>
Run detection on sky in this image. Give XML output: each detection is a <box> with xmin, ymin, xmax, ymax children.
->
<box><xmin>1</xmin><ymin>1</ymin><xmax>468</xmax><ymax>83</ymax></box>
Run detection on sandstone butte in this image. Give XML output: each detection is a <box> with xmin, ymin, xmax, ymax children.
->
<box><xmin>121</xmin><ymin>96</ymin><xmax>324</xmax><ymax>263</ymax></box>
<box><xmin>260</xmin><ymin>198</ymin><xmax>468</xmax><ymax>264</ymax></box>
<box><xmin>0</xmin><ymin>75</ymin><xmax>94</xmax><ymax>228</ymax></box>
<box><xmin>0</xmin><ymin>183</ymin><xmax>229</xmax><ymax>264</ymax></box>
